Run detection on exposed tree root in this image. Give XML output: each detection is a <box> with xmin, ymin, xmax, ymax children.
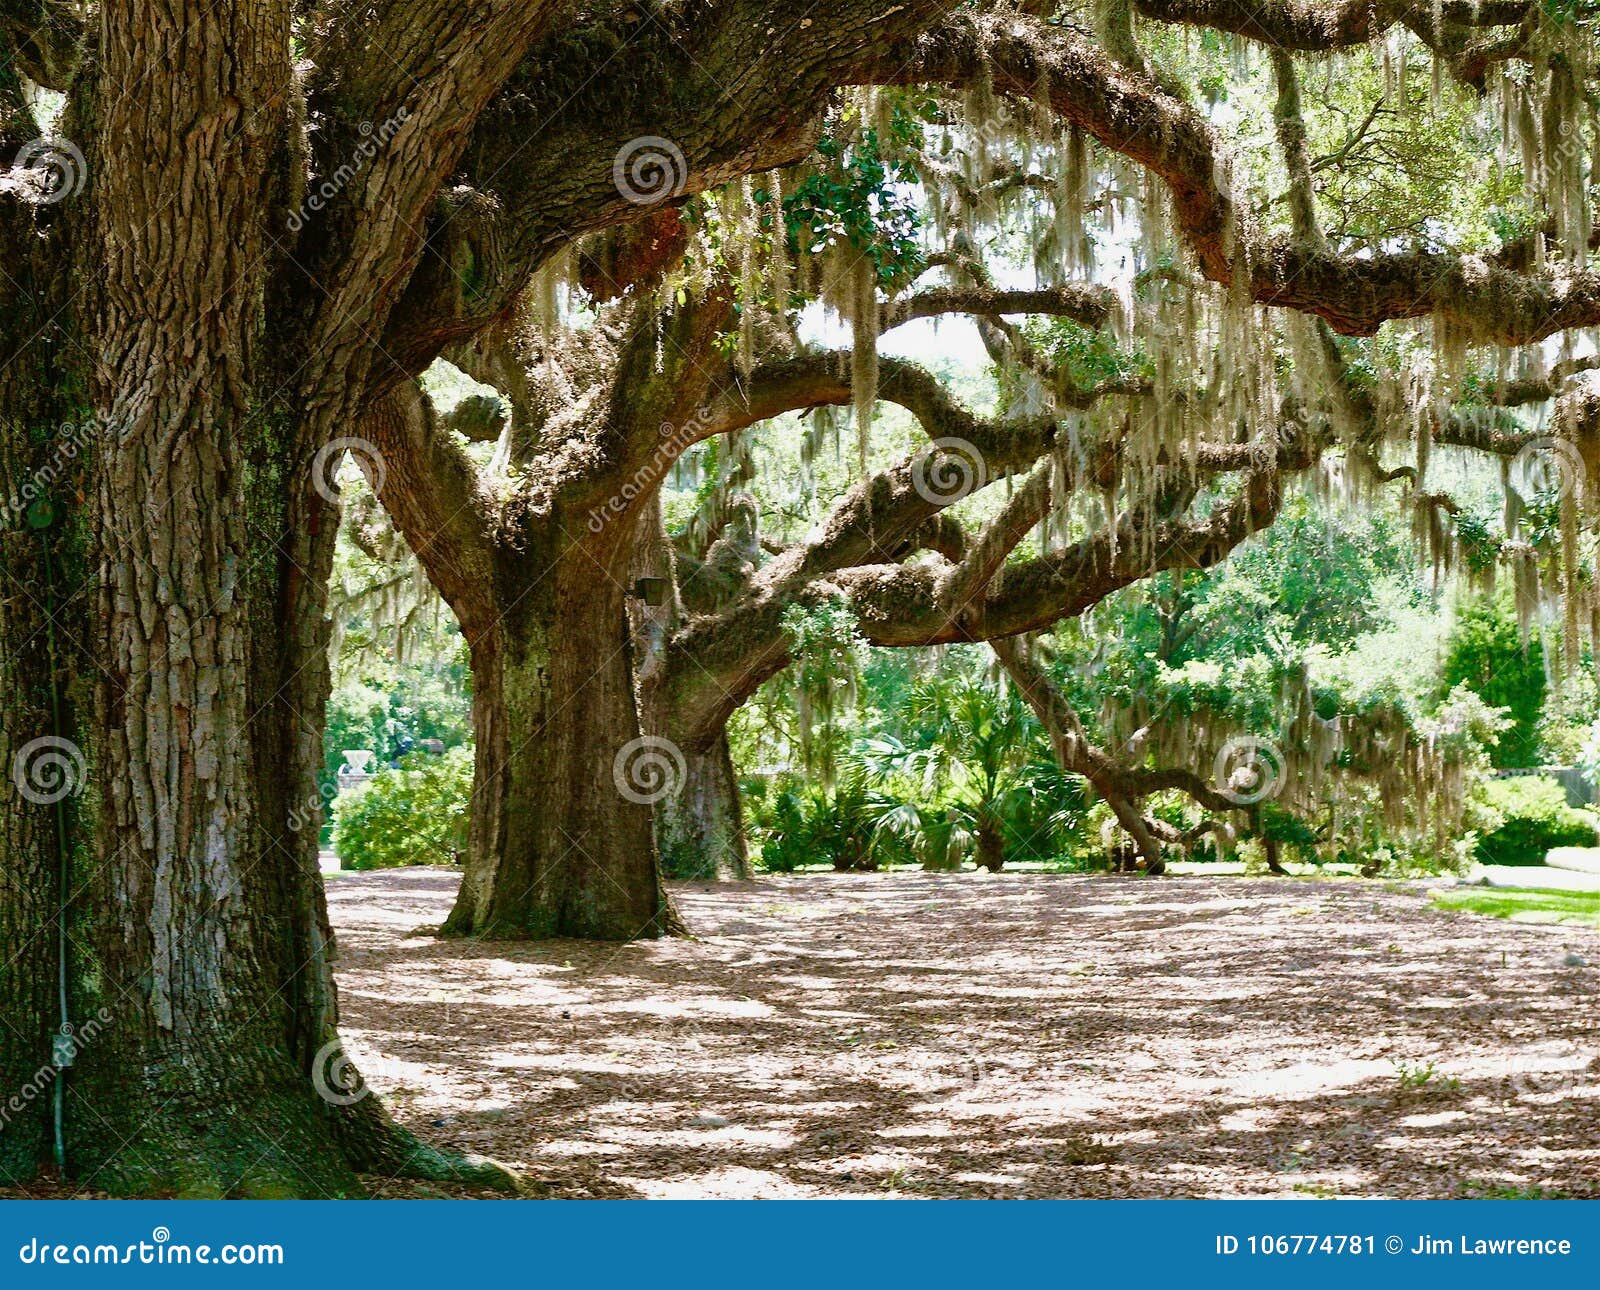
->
<box><xmin>338</xmin><ymin>1099</ymin><xmax>521</xmax><ymax>1194</ymax></box>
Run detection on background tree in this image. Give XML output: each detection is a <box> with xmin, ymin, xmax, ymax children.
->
<box><xmin>0</xmin><ymin>0</ymin><xmax>954</xmax><ymax>1194</ymax></box>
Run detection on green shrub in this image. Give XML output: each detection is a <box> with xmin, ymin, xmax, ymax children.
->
<box><xmin>757</xmin><ymin>788</ymin><xmax>810</xmax><ymax>873</ymax></box>
<box><xmin>753</xmin><ymin>780</ymin><xmax>922</xmax><ymax>873</ymax></box>
<box><xmin>1475</xmin><ymin>775</ymin><xmax>1598</xmax><ymax>867</ymax></box>
<box><xmin>321</xmin><ymin>668</ymin><xmax>471</xmax><ymax>844</ymax></box>
<box><xmin>332</xmin><ymin>747</ymin><xmax>473</xmax><ymax>870</ymax></box>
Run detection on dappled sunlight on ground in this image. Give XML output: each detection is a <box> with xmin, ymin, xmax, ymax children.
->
<box><xmin>326</xmin><ymin>869</ymin><xmax>1600</xmax><ymax>1199</ymax></box>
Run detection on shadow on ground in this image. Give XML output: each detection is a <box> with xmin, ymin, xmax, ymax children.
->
<box><xmin>326</xmin><ymin>870</ymin><xmax>1599</xmax><ymax>1199</ymax></box>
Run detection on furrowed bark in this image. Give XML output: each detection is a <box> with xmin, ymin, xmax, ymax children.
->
<box><xmin>632</xmin><ymin>494</ymin><xmax>752</xmax><ymax>882</ymax></box>
<box><xmin>440</xmin><ymin>538</ymin><xmax>682</xmax><ymax>941</ymax></box>
<box><xmin>655</xmin><ymin>734</ymin><xmax>751</xmax><ymax>881</ymax></box>
<box><xmin>363</xmin><ymin>382</ymin><xmax>684</xmax><ymax>940</ymax></box>
<box><xmin>52</xmin><ymin>0</ymin><xmax>351</xmax><ymax>1196</ymax></box>
<box><xmin>22</xmin><ymin>0</ymin><xmax>512</xmax><ymax>1196</ymax></box>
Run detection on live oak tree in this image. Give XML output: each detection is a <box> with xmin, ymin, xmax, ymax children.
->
<box><xmin>1</xmin><ymin>0</ymin><xmax>1597</xmax><ymax>1195</ymax></box>
<box><xmin>642</xmin><ymin>77</ymin><xmax>1600</xmax><ymax>878</ymax></box>
<box><xmin>359</xmin><ymin>197</ymin><xmax>1143</xmax><ymax>933</ymax></box>
<box><xmin>0</xmin><ymin>0</ymin><xmax>957</xmax><ymax>1196</ymax></box>
<box><xmin>372</xmin><ymin>17</ymin><xmax>1600</xmax><ymax>929</ymax></box>
<box><xmin>359</xmin><ymin>261</ymin><xmax>709</xmax><ymax>943</ymax></box>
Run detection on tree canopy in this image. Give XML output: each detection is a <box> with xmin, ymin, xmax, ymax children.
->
<box><xmin>2</xmin><ymin>0</ymin><xmax>1599</xmax><ymax>1198</ymax></box>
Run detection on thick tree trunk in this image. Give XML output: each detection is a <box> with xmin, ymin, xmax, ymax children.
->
<box><xmin>7</xmin><ymin>4</ymin><xmax>511</xmax><ymax>1196</ymax></box>
<box><xmin>442</xmin><ymin>551</ymin><xmax>681</xmax><ymax>940</ymax></box>
<box><xmin>57</xmin><ymin>411</ymin><xmax>514</xmax><ymax>1196</ymax></box>
<box><xmin>0</xmin><ymin>706</ymin><xmax>58</xmax><ymax>1182</ymax></box>
<box><xmin>360</xmin><ymin>386</ymin><xmax>682</xmax><ymax>941</ymax></box>
<box><xmin>629</xmin><ymin>494</ymin><xmax>751</xmax><ymax>882</ymax></box>
<box><xmin>63</xmin><ymin>408</ymin><xmax>508</xmax><ymax>1194</ymax></box>
<box><xmin>657</xmin><ymin>732</ymin><xmax>751</xmax><ymax>880</ymax></box>
<box><xmin>36</xmin><ymin>0</ymin><xmax>347</xmax><ymax>1195</ymax></box>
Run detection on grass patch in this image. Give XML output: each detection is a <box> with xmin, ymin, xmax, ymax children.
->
<box><xmin>1457</xmin><ymin>1180</ymin><xmax>1571</xmax><ymax>1200</ymax></box>
<box><xmin>1431</xmin><ymin>886</ymin><xmax>1600</xmax><ymax>928</ymax></box>
<box><xmin>1393</xmin><ymin>1059</ymin><xmax>1459</xmax><ymax>1092</ymax></box>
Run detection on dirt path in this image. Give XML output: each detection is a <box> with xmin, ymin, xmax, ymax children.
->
<box><xmin>327</xmin><ymin>869</ymin><xmax>1599</xmax><ymax>1198</ymax></box>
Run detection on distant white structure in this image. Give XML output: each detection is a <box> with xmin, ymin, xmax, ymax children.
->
<box><xmin>337</xmin><ymin>749</ymin><xmax>376</xmax><ymax>795</ymax></box>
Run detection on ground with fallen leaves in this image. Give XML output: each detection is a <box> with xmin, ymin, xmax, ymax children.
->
<box><xmin>321</xmin><ymin>868</ymin><xmax>1598</xmax><ymax>1199</ymax></box>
